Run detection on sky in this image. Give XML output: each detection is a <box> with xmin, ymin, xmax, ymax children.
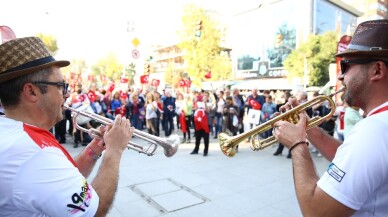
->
<box><xmin>1</xmin><ymin>0</ymin><xmax>262</xmax><ymax>65</ymax></box>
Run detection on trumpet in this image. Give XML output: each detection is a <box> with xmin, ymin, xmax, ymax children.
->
<box><xmin>64</xmin><ymin>104</ymin><xmax>179</xmax><ymax>157</ymax></box>
<box><xmin>219</xmin><ymin>87</ymin><xmax>345</xmax><ymax>157</ymax></box>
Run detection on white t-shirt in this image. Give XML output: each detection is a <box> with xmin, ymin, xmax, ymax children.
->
<box><xmin>145</xmin><ymin>101</ymin><xmax>158</xmax><ymax>120</ymax></box>
<box><xmin>0</xmin><ymin>117</ymin><xmax>99</xmax><ymax>217</ymax></box>
<box><xmin>317</xmin><ymin>102</ymin><xmax>388</xmax><ymax>216</ymax></box>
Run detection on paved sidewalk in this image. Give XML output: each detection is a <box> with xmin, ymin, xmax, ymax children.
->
<box><xmin>63</xmin><ymin>127</ymin><xmax>329</xmax><ymax>217</ymax></box>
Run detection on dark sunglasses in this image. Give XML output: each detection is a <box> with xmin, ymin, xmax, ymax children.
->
<box><xmin>33</xmin><ymin>81</ymin><xmax>69</xmax><ymax>95</ymax></box>
<box><xmin>340</xmin><ymin>59</ymin><xmax>388</xmax><ymax>75</ymax></box>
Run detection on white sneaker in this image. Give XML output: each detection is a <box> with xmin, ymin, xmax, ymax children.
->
<box><xmin>317</xmin><ymin>153</ymin><xmax>322</xmax><ymax>157</ymax></box>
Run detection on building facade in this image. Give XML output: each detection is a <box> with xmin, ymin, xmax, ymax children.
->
<box><xmin>230</xmin><ymin>0</ymin><xmax>363</xmax><ymax>91</ymax></box>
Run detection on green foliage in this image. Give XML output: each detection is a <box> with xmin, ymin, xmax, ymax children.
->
<box><xmin>177</xmin><ymin>4</ymin><xmax>231</xmax><ymax>86</ymax></box>
<box><xmin>36</xmin><ymin>33</ymin><xmax>59</xmax><ymax>55</ymax></box>
<box><xmin>91</xmin><ymin>52</ymin><xmax>124</xmax><ymax>81</ymax></box>
<box><xmin>284</xmin><ymin>31</ymin><xmax>337</xmax><ymax>86</ymax></box>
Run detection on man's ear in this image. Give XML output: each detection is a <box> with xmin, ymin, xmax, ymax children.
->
<box><xmin>21</xmin><ymin>83</ymin><xmax>39</xmax><ymax>102</ymax></box>
<box><xmin>371</xmin><ymin>61</ymin><xmax>387</xmax><ymax>81</ymax></box>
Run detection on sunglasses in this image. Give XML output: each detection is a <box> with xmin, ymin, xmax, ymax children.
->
<box><xmin>340</xmin><ymin>59</ymin><xmax>388</xmax><ymax>75</ymax></box>
<box><xmin>33</xmin><ymin>81</ymin><xmax>69</xmax><ymax>95</ymax></box>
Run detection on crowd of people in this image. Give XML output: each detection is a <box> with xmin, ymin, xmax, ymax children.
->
<box><xmin>54</xmin><ymin>78</ymin><xmax>364</xmax><ymax>160</ymax></box>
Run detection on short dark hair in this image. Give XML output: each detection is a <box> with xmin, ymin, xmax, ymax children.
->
<box><xmin>0</xmin><ymin>68</ymin><xmax>52</xmax><ymax>107</ymax></box>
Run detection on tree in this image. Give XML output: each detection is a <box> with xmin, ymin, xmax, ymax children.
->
<box><xmin>284</xmin><ymin>31</ymin><xmax>337</xmax><ymax>86</ymax></box>
<box><xmin>267</xmin><ymin>24</ymin><xmax>296</xmax><ymax>68</ymax></box>
<box><xmin>36</xmin><ymin>33</ymin><xmax>59</xmax><ymax>55</ymax></box>
<box><xmin>91</xmin><ymin>52</ymin><xmax>124</xmax><ymax>82</ymax></box>
<box><xmin>177</xmin><ymin>4</ymin><xmax>231</xmax><ymax>86</ymax></box>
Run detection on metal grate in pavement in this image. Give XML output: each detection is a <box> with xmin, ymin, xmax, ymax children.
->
<box><xmin>129</xmin><ymin>178</ymin><xmax>209</xmax><ymax>213</ymax></box>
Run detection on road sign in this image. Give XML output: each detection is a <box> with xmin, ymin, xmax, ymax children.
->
<box><xmin>132</xmin><ymin>49</ymin><xmax>140</xmax><ymax>59</ymax></box>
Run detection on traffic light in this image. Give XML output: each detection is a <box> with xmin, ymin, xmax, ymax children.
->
<box><xmin>195</xmin><ymin>20</ymin><xmax>203</xmax><ymax>37</ymax></box>
<box><xmin>144</xmin><ymin>63</ymin><xmax>151</xmax><ymax>74</ymax></box>
<box><xmin>275</xmin><ymin>34</ymin><xmax>283</xmax><ymax>48</ymax></box>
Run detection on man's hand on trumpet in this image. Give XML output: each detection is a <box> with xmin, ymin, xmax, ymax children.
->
<box><xmin>103</xmin><ymin>115</ymin><xmax>135</xmax><ymax>155</ymax></box>
<box><xmin>272</xmin><ymin>97</ymin><xmax>309</xmax><ymax>151</ymax></box>
<box><xmin>272</xmin><ymin>113</ymin><xmax>308</xmax><ymax>150</ymax></box>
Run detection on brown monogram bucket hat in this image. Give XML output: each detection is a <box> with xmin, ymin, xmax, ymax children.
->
<box><xmin>336</xmin><ymin>19</ymin><xmax>388</xmax><ymax>58</ymax></box>
<box><xmin>0</xmin><ymin>37</ymin><xmax>70</xmax><ymax>83</ymax></box>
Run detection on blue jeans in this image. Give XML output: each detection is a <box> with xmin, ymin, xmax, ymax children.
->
<box><xmin>130</xmin><ymin>113</ymin><xmax>142</xmax><ymax>130</ymax></box>
<box><xmin>214</xmin><ymin>113</ymin><xmax>223</xmax><ymax>136</ymax></box>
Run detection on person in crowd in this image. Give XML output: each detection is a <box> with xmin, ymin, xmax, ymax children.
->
<box><xmin>110</xmin><ymin>91</ymin><xmax>121</xmax><ymax>117</ymax></box>
<box><xmin>180</xmin><ymin>94</ymin><xmax>193</xmax><ymax>143</ymax></box>
<box><xmin>66</xmin><ymin>82</ymin><xmax>93</xmax><ymax>148</ymax></box>
<box><xmin>334</xmin><ymin>100</ymin><xmax>346</xmax><ymax>141</ymax></box>
<box><xmin>203</xmin><ymin>91</ymin><xmax>215</xmax><ymax>136</ymax></box>
<box><xmin>213</xmin><ymin>90</ymin><xmax>225</xmax><ymax>139</ymax></box>
<box><xmin>125</xmin><ymin>93</ymin><xmax>144</xmax><ymax>131</ymax></box>
<box><xmin>344</xmin><ymin>101</ymin><xmax>363</xmax><ymax>139</ymax></box>
<box><xmin>273</xmin><ymin>91</ymin><xmax>292</xmax><ymax>158</ymax></box>
<box><xmin>260</xmin><ymin>95</ymin><xmax>277</xmax><ymax>139</ymax></box>
<box><xmin>175</xmin><ymin>92</ymin><xmax>184</xmax><ymax>130</ymax></box>
<box><xmin>272</xmin><ymin>19</ymin><xmax>388</xmax><ymax>216</ymax></box>
<box><xmin>191</xmin><ymin>102</ymin><xmax>210</xmax><ymax>156</ymax></box>
<box><xmin>162</xmin><ymin>89</ymin><xmax>176</xmax><ymax>137</ymax></box>
<box><xmin>232</xmin><ymin>88</ymin><xmax>245</xmax><ymax>135</ymax></box>
<box><xmin>154</xmin><ymin>91</ymin><xmax>163</xmax><ymax>136</ymax></box>
<box><xmin>245</xmin><ymin>88</ymin><xmax>265</xmax><ymax>142</ymax></box>
<box><xmin>223</xmin><ymin>96</ymin><xmax>239</xmax><ymax>137</ymax></box>
<box><xmin>145</xmin><ymin>92</ymin><xmax>158</xmax><ymax>136</ymax></box>
<box><xmin>0</xmin><ymin>36</ymin><xmax>134</xmax><ymax>216</ymax></box>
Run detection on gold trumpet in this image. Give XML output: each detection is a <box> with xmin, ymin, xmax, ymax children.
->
<box><xmin>219</xmin><ymin>88</ymin><xmax>345</xmax><ymax>157</ymax></box>
<box><xmin>64</xmin><ymin>104</ymin><xmax>179</xmax><ymax>157</ymax></box>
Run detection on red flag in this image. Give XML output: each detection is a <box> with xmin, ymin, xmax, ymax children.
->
<box><xmin>205</xmin><ymin>71</ymin><xmax>212</xmax><ymax>79</ymax></box>
<box><xmin>151</xmin><ymin>79</ymin><xmax>160</xmax><ymax>86</ymax></box>
<box><xmin>140</xmin><ymin>75</ymin><xmax>149</xmax><ymax>84</ymax></box>
<box><xmin>179</xmin><ymin>110</ymin><xmax>187</xmax><ymax>133</ymax></box>
<box><xmin>87</xmin><ymin>90</ymin><xmax>96</xmax><ymax>102</ymax></box>
<box><xmin>0</xmin><ymin>26</ymin><xmax>16</xmax><ymax>44</ymax></box>
<box><xmin>179</xmin><ymin>79</ymin><xmax>186</xmax><ymax>87</ymax></box>
<box><xmin>120</xmin><ymin>77</ymin><xmax>129</xmax><ymax>83</ymax></box>
<box><xmin>120</xmin><ymin>91</ymin><xmax>128</xmax><ymax>100</ymax></box>
<box><xmin>108</xmin><ymin>83</ymin><xmax>115</xmax><ymax>92</ymax></box>
<box><xmin>249</xmin><ymin>99</ymin><xmax>261</xmax><ymax>110</ymax></box>
<box><xmin>194</xmin><ymin>109</ymin><xmax>209</xmax><ymax>133</ymax></box>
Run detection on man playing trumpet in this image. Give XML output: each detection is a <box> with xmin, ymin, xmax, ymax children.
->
<box><xmin>0</xmin><ymin>36</ymin><xmax>134</xmax><ymax>216</ymax></box>
<box><xmin>272</xmin><ymin>20</ymin><xmax>388</xmax><ymax>216</ymax></box>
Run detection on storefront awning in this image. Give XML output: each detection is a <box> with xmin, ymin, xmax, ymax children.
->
<box><xmin>230</xmin><ymin>78</ymin><xmax>292</xmax><ymax>90</ymax></box>
<box><xmin>201</xmin><ymin>80</ymin><xmax>238</xmax><ymax>90</ymax></box>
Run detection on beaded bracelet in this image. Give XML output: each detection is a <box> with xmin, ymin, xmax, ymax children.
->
<box><xmin>289</xmin><ymin>141</ymin><xmax>309</xmax><ymax>152</ymax></box>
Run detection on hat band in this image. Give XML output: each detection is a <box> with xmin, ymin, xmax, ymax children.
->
<box><xmin>2</xmin><ymin>56</ymin><xmax>56</xmax><ymax>74</ymax></box>
<box><xmin>347</xmin><ymin>44</ymin><xmax>384</xmax><ymax>51</ymax></box>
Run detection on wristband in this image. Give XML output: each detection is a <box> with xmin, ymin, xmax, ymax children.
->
<box><xmin>87</xmin><ymin>146</ymin><xmax>102</xmax><ymax>160</ymax></box>
<box><xmin>289</xmin><ymin>141</ymin><xmax>309</xmax><ymax>152</ymax></box>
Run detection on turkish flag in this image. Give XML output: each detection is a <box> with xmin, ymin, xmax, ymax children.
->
<box><xmin>0</xmin><ymin>26</ymin><xmax>16</xmax><ymax>44</ymax></box>
<box><xmin>108</xmin><ymin>83</ymin><xmax>115</xmax><ymax>92</ymax></box>
<box><xmin>249</xmin><ymin>99</ymin><xmax>261</xmax><ymax>110</ymax></box>
<box><xmin>120</xmin><ymin>77</ymin><xmax>129</xmax><ymax>83</ymax></box>
<box><xmin>120</xmin><ymin>91</ymin><xmax>128</xmax><ymax>100</ymax></box>
<box><xmin>179</xmin><ymin>79</ymin><xmax>186</xmax><ymax>87</ymax></box>
<box><xmin>151</xmin><ymin>79</ymin><xmax>160</xmax><ymax>86</ymax></box>
<box><xmin>140</xmin><ymin>75</ymin><xmax>149</xmax><ymax>84</ymax></box>
<box><xmin>87</xmin><ymin>90</ymin><xmax>96</xmax><ymax>102</ymax></box>
<box><xmin>205</xmin><ymin>71</ymin><xmax>212</xmax><ymax>79</ymax></box>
